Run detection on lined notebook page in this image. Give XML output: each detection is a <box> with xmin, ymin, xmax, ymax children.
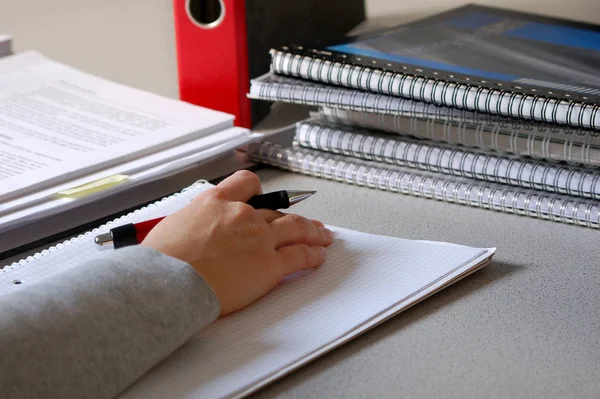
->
<box><xmin>0</xmin><ymin>181</ymin><xmax>212</xmax><ymax>289</ymax></box>
<box><xmin>0</xmin><ymin>179</ymin><xmax>494</xmax><ymax>399</ymax></box>
<box><xmin>120</xmin><ymin>227</ymin><xmax>494</xmax><ymax>399</ymax></box>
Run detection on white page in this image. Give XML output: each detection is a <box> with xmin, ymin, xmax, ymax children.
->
<box><xmin>0</xmin><ymin>51</ymin><xmax>233</xmax><ymax>201</ymax></box>
<box><xmin>0</xmin><ymin>182</ymin><xmax>494</xmax><ymax>399</ymax></box>
<box><xmin>0</xmin><ymin>130</ymin><xmax>260</xmax><ymax>232</ymax></box>
<box><xmin>0</xmin><ymin>127</ymin><xmax>251</xmax><ymax>218</ymax></box>
<box><xmin>117</xmin><ymin>229</ymin><xmax>493</xmax><ymax>399</ymax></box>
<box><xmin>0</xmin><ymin>181</ymin><xmax>214</xmax><ymax>276</ymax></box>
<box><xmin>0</xmin><ymin>147</ymin><xmax>253</xmax><ymax>255</ymax></box>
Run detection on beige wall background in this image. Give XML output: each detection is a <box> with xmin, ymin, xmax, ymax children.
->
<box><xmin>0</xmin><ymin>0</ymin><xmax>598</xmax><ymax>99</ymax></box>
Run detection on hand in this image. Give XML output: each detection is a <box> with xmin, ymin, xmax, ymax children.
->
<box><xmin>141</xmin><ymin>170</ymin><xmax>333</xmax><ymax>316</ymax></box>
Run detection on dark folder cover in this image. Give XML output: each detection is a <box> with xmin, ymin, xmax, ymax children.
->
<box><xmin>274</xmin><ymin>4</ymin><xmax>600</xmax><ymax>104</ymax></box>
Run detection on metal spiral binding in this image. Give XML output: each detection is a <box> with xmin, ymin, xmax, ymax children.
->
<box><xmin>317</xmin><ymin>108</ymin><xmax>600</xmax><ymax>167</ymax></box>
<box><xmin>0</xmin><ymin>180</ymin><xmax>209</xmax><ymax>274</ymax></box>
<box><xmin>295</xmin><ymin>121</ymin><xmax>600</xmax><ymax>201</ymax></box>
<box><xmin>270</xmin><ymin>50</ymin><xmax>600</xmax><ymax>131</ymax></box>
<box><xmin>252</xmin><ymin>73</ymin><xmax>600</xmax><ymax>146</ymax></box>
<box><xmin>247</xmin><ymin>141</ymin><xmax>600</xmax><ymax>229</ymax></box>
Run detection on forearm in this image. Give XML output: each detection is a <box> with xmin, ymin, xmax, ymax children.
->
<box><xmin>0</xmin><ymin>246</ymin><xmax>219</xmax><ymax>399</ymax></box>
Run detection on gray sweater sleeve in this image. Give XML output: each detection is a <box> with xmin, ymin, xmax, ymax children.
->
<box><xmin>0</xmin><ymin>246</ymin><xmax>220</xmax><ymax>399</ymax></box>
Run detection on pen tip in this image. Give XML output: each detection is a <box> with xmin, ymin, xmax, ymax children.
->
<box><xmin>287</xmin><ymin>190</ymin><xmax>317</xmax><ymax>206</ymax></box>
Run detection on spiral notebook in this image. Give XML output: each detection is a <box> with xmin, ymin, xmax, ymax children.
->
<box><xmin>248</xmin><ymin>73</ymin><xmax>600</xmax><ymax>166</ymax></box>
<box><xmin>317</xmin><ymin>108</ymin><xmax>600</xmax><ymax>168</ymax></box>
<box><xmin>269</xmin><ymin>4</ymin><xmax>600</xmax><ymax>130</ymax></box>
<box><xmin>295</xmin><ymin>120</ymin><xmax>600</xmax><ymax>200</ymax></box>
<box><xmin>248</xmin><ymin>141</ymin><xmax>600</xmax><ymax>229</ymax></box>
<box><xmin>0</xmin><ymin>181</ymin><xmax>214</xmax><ymax>289</ymax></box>
<box><xmin>0</xmin><ymin>180</ymin><xmax>495</xmax><ymax>398</ymax></box>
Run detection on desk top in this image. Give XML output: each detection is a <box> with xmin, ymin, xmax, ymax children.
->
<box><xmin>250</xmin><ymin>165</ymin><xmax>600</xmax><ymax>398</ymax></box>
<box><xmin>5</xmin><ymin>104</ymin><xmax>598</xmax><ymax>398</ymax></box>
<box><xmin>3</xmin><ymin>1</ymin><xmax>599</xmax><ymax>395</ymax></box>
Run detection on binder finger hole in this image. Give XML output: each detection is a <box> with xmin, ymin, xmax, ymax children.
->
<box><xmin>186</xmin><ymin>0</ymin><xmax>225</xmax><ymax>29</ymax></box>
<box><xmin>13</xmin><ymin>279</ymin><xmax>22</xmax><ymax>285</ymax></box>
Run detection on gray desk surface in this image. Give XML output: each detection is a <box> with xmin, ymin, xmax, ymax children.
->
<box><xmin>4</xmin><ymin>104</ymin><xmax>599</xmax><ymax>398</ymax></box>
<box><xmin>2</xmin><ymin>0</ymin><xmax>599</xmax><ymax>393</ymax></box>
<box><xmin>249</xmin><ymin>166</ymin><xmax>600</xmax><ymax>399</ymax></box>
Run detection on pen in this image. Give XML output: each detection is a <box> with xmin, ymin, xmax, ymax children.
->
<box><xmin>94</xmin><ymin>190</ymin><xmax>316</xmax><ymax>249</ymax></box>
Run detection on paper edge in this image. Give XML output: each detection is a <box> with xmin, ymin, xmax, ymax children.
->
<box><xmin>230</xmin><ymin>247</ymin><xmax>495</xmax><ymax>398</ymax></box>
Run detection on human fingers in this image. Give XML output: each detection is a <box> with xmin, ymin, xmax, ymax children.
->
<box><xmin>214</xmin><ymin>170</ymin><xmax>262</xmax><ymax>202</ymax></box>
<box><xmin>270</xmin><ymin>214</ymin><xmax>333</xmax><ymax>248</ymax></box>
<box><xmin>311</xmin><ymin>219</ymin><xmax>325</xmax><ymax>228</ymax></box>
<box><xmin>275</xmin><ymin>244</ymin><xmax>327</xmax><ymax>276</ymax></box>
<box><xmin>257</xmin><ymin>211</ymin><xmax>324</xmax><ymax>226</ymax></box>
<box><xmin>256</xmin><ymin>209</ymin><xmax>284</xmax><ymax>223</ymax></box>
<box><xmin>256</xmin><ymin>210</ymin><xmax>324</xmax><ymax>225</ymax></box>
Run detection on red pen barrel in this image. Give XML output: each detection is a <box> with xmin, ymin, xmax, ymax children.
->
<box><xmin>133</xmin><ymin>217</ymin><xmax>165</xmax><ymax>244</ymax></box>
<box><xmin>102</xmin><ymin>190</ymin><xmax>315</xmax><ymax>249</ymax></box>
<box><xmin>109</xmin><ymin>216</ymin><xmax>165</xmax><ymax>249</ymax></box>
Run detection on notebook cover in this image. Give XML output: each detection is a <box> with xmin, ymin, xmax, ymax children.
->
<box><xmin>271</xmin><ymin>4</ymin><xmax>600</xmax><ymax>104</ymax></box>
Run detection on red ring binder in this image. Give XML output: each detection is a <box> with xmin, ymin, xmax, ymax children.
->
<box><xmin>173</xmin><ymin>0</ymin><xmax>365</xmax><ymax>128</ymax></box>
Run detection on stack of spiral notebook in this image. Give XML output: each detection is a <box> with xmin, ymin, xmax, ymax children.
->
<box><xmin>247</xmin><ymin>4</ymin><xmax>600</xmax><ymax>228</ymax></box>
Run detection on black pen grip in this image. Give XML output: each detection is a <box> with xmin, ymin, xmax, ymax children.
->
<box><xmin>246</xmin><ymin>191</ymin><xmax>290</xmax><ymax>210</ymax></box>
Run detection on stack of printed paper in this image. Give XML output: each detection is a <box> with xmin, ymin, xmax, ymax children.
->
<box><xmin>0</xmin><ymin>51</ymin><xmax>260</xmax><ymax>253</ymax></box>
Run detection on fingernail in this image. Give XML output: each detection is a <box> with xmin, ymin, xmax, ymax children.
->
<box><xmin>319</xmin><ymin>246</ymin><xmax>327</xmax><ymax>259</ymax></box>
<box><xmin>312</xmin><ymin>219</ymin><xmax>325</xmax><ymax>227</ymax></box>
<box><xmin>320</xmin><ymin>227</ymin><xmax>333</xmax><ymax>241</ymax></box>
